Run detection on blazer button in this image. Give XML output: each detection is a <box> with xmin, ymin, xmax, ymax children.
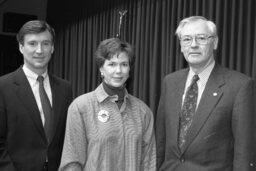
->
<box><xmin>180</xmin><ymin>158</ymin><xmax>185</xmax><ymax>163</ymax></box>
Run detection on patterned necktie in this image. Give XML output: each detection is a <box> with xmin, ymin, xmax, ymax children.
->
<box><xmin>37</xmin><ymin>75</ymin><xmax>51</xmax><ymax>141</ymax></box>
<box><xmin>178</xmin><ymin>74</ymin><xmax>199</xmax><ymax>149</ymax></box>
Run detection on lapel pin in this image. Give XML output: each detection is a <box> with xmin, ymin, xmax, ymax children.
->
<box><xmin>98</xmin><ymin>110</ymin><xmax>110</xmax><ymax>123</ymax></box>
<box><xmin>213</xmin><ymin>92</ymin><xmax>218</xmax><ymax>96</ymax></box>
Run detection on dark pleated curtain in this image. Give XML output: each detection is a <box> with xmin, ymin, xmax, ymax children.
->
<box><xmin>47</xmin><ymin>0</ymin><xmax>256</xmax><ymax>114</ymax></box>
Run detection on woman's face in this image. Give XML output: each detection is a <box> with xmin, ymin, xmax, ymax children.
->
<box><xmin>100</xmin><ymin>52</ymin><xmax>130</xmax><ymax>87</ymax></box>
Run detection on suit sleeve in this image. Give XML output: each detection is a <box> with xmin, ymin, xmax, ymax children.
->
<box><xmin>0</xmin><ymin>89</ymin><xmax>16</xmax><ymax>171</ymax></box>
<box><xmin>232</xmin><ymin>78</ymin><xmax>256</xmax><ymax>171</ymax></box>
<box><xmin>155</xmin><ymin>77</ymin><xmax>167</xmax><ymax>170</ymax></box>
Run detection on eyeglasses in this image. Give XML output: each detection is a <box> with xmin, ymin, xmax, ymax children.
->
<box><xmin>179</xmin><ymin>34</ymin><xmax>215</xmax><ymax>47</ymax></box>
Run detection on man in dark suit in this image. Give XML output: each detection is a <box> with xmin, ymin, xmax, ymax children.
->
<box><xmin>156</xmin><ymin>16</ymin><xmax>256</xmax><ymax>171</ymax></box>
<box><xmin>0</xmin><ymin>20</ymin><xmax>73</xmax><ymax>171</ymax></box>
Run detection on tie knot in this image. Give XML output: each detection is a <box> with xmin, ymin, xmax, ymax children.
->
<box><xmin>37</xmin><ymin>75</ymin><xmax>44</xmax><ymax>83</ymax></box>
<box><xmin>192</xmin><ymin>75</ymin><xmax>199</xmax><ymax>83</ymax></box>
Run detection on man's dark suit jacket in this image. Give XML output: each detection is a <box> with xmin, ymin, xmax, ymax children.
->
<box><xmin>156</xmin><ymin>64</ymin><xmax>256</xmax><ymax>171</ymax></box>
<box><xmin>0</xmin><ymin>67</ymin><xmax>73</xmax><ymax>171</ymax></box>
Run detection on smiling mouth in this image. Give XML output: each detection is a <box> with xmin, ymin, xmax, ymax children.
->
<box><xmin>189</xmin><ymin>52</ymin><xmax>201</xmax><ymax>55</ymax></box>
<box><xmin>34</xmin><ymin>57</ymin><xmax>46</xmax><ymax>62</ymax></box>
<box><xmin>34</xmin><ymin>55</ymin><xmax>45</xmax><ymax>58</ymax></box>
<box><xmin>113</xmin><ymin>77</ymin><xmax>123</xmax><ymax>81</ymax></box>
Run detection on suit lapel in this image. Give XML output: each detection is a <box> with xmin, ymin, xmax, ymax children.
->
<box><xmin>48</xmin><ymin>75</ymin><xmax>61</xmax><ymax>144</ymax></box>
<box><xmin>167</xmin><ymin>69</ymin><xmax>188</xmax><ymax>152</ymax></box>
<box><xmin>180</xmin><ymin>65</ymin><xmax>225</xmax><ymax>154</ymax></box>
<box><xmin>14</xmin><ymin>68</ymin><xmax>46</xmax><ymax>140</ymax></box>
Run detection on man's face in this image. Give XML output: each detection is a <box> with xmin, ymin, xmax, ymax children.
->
<box><xmin>19</xmin><ymin>30</ymin><xmax>54</xmax><ymax>74</ymax></box>
<box><xmin>180</xmin><ymin>20</ymin><xmax>218</xmax><ymax>69</ymax></box>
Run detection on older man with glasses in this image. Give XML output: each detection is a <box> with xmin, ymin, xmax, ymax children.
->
<box><xmin>156</xmin><ymin>16</ymin><xmax>256</xmax><ymax>171</ymax></box>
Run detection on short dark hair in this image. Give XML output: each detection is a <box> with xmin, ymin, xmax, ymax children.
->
<box><xmin>94</xmin><ymin>38</ymin><xmax>134</xmax><ymax>68</ymax></box>
<box><xmin>16</xmin><ymin>20</ymin><xmax>55</xmax><ymax>45</ymax></box>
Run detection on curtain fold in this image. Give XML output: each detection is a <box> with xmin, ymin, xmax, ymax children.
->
<box><xmin>47</xmin><ymin>0</ymin><xmax>256</xmax><ymax>114</ymax></box>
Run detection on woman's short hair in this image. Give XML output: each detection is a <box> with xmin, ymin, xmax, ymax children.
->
<box><xmin>16</xmin><ymin>20</ymin><xmax>55</xmax><ymax>45</ymax></box>
<box><xmin>94</xmin><ymin>38</ymin><xmax>134</xmax><ymax>68</ymax></box>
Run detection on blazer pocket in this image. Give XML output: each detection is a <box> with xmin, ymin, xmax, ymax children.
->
<box><xmin>203</xmin><ymin>132</ymin><xmax>217</xmax><ymax>140</ymax></box>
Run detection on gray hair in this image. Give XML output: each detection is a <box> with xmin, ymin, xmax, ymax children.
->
<box><xmin>175</xmin><ymin>16</ymin><xmax>217</xmax><ymax>38</ymax></box>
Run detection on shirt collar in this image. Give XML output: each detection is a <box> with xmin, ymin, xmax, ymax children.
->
<box><xmin>95</xmin><ymin>83</ymin><xmax>129</xmax><ymax>103</ymax></box>
<box><xmin>188</xmin><ymin>60</ymin><xmax>215</xmax><ymax>86</ymax></box>
<box><xmin>23</xmin><ymin>65</ymin><xmax>48</xmax><ymax>80</ymax></box>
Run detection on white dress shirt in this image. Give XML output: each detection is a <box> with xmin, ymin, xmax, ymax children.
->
<box><xmin>182</xmin><ymin>61</ymin><xmax>215</xmax><ymax>109</ymax></box>
<box><xmin>23</xmin><ymin>65</ymin><xmax>52</xmax><ymax>126</ymax></box>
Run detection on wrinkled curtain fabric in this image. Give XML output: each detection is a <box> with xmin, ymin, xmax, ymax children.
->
<box><xmin>47</xmin><ymin>0</ymin><xmax>256</xmax><ymax>114</ymax></box>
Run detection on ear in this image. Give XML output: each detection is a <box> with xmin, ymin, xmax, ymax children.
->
<box><xmin>51</xmin><ymin>45</ymin><xmax>54</xmax><ymax>54</ymax></box>
<box><xmin>99</xmin><ymin>67</ymin><xmax>105</xmax><ymax>78</ymax></box>
<box><xmin>213</xmin><ymin>37</ymin><xmax>218</xmax><ymax>50</ymax></box>
<box><xmin>99</xmin><ymin>67</ymin><xmax>104</xmax><ymax>76</ymax></box>
<box><xmin>99</xmin><ymin>67</ymin><xmax>103</xmax><ymax>73</ymax></box>
<box><xmin>19</xmin><ymin>43</ymin><xmax>24</xmax><ymax>54</ymax></box>
<box><xmin>181</xmin><ymin>45</ymin><xmax>185</xmax><ymax>53</ymax></box>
